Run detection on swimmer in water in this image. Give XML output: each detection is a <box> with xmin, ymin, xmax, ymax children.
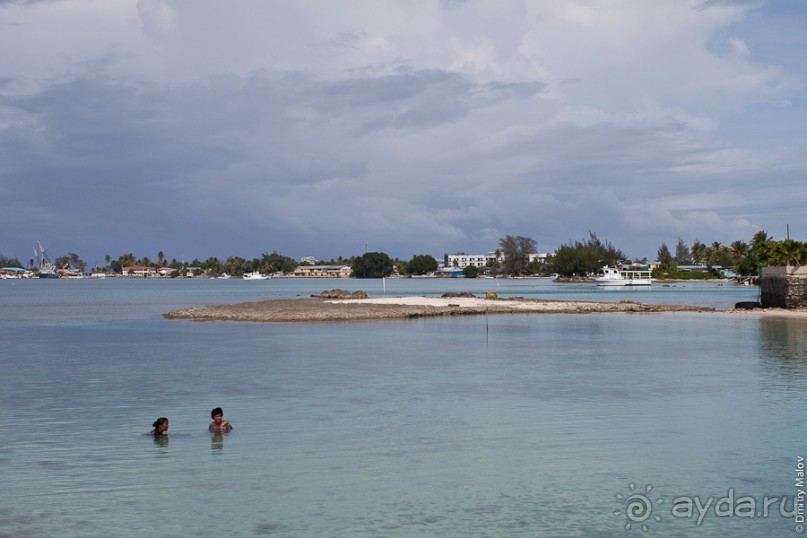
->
<box><xmin>150</xmin><ymin>417</ymin><xmax>169</xmax><ymax>436</ymax></box>
<box><xmin>208</xmin><ymin>407</ymin><xmax>233</xmax><ymax>433</ymax></box>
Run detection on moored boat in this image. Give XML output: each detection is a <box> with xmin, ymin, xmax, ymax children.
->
<box><xmin>243</xmin><ymin>272</ymin><xmax>271</xmax><ymax>280</ymax></box>
<box><xmin>592</xmin><ymin>266</ymin><xmax>652</xmax><ymax>286</ymax></box>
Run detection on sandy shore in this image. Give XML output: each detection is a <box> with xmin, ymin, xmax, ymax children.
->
<box><xmin>722</xmin><ymin>308</ymin><xmax>807</xmax><ymax>319</ymax></box>
<box><xmin>163</xmin><ymin>295</ymin><xmax>727</xmax><ymax>323</ymax></box>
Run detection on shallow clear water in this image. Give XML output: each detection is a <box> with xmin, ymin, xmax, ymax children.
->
<box><xmin>1</xmin><ymin>278</ymin><xmax>803</xmax><ymax>537</ymax></box>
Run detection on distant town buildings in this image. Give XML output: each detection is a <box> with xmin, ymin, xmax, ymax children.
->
<box><xmin>32</xmin><ymin>247</ymin><xmax>552</xmax><ymax>279</ymax></box>
<box><xmin>121</xmin><ymin>266</ymin><xmax>197</xmax><ymax>277</ymax></box>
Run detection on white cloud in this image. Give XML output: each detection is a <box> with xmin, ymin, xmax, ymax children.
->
<box><xmin>729</xmin><ymin>36</ymin><xmax>751</xmax><ymax>57</ymax></box>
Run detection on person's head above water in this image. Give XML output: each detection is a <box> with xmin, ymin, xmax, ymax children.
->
<box><xmin>209</xmin><ymin>407</ymin><xmax>232</xmax><ymax>432</ymax></box>
<box><xmin>152</xmin><ymin>417</ymin><xmax>169</xmax><ymax>435</ymax></box>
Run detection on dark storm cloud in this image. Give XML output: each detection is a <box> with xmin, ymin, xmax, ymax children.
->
<box><xmin>0</xmin><ymin>72</ymin><xmax>270</xmax><ymax>257</ymax></box>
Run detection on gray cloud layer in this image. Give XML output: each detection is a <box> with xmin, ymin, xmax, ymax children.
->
<box><xmin>1</xmin><ymin>0</ymin><xmax>805</xmax><ymax>263</ymax></box>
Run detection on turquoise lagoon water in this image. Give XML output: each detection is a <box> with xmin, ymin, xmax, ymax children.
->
<box><xmin>1</xmin><ymin>278</ymin><xmax>804</xmax><ymax>537</ymax></box>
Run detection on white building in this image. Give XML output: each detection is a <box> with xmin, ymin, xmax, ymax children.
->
<box><xmin>443</xmin><ymin>252</ymin><xmax>501</xmax><ymax>269</ymax></box>
<box><xmin>443</xmin><ymin>251</ymin><xmax>548</xmax><ymax>269</ymax></box>
<box><xmin>121</xmin><ymin>266</ymin><xmax>157</xmax><ymax>277</ymax></box>
<box><xmin>293</xmin><ymin>265</ymin><xmax>352</xmax><ymax>278</ymax></box>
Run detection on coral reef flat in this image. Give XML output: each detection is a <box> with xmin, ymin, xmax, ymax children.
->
<box><xmin>163</xmin><ymin>296</ymin><xmax>716</xmax><ymax>323</ymax></box>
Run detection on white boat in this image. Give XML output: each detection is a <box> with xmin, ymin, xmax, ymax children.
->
<box><xmin>243</xmin><ymin>272</ymin><xmax>271</xmax><ymax>280</ymax></box>
<box><xmin>592</xmin><ymin>266</ymin><xmax>652</xmax><ymax>286</ymax></box>
<box><xmin>216</xmin><ymin>273</ymin><xmax>232</xmax><ymax>279</ymax></box>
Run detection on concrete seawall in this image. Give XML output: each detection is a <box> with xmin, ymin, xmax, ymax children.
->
<box><xmin>761</xmin><ymin>266</ymin><xmax>807</xmax><ymax>309</ymax></box>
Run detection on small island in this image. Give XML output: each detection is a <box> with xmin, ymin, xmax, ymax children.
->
<box><xmin>163</xmin><ymin>291</ymin><xmax>715</xmax><ymax>323</ymax></box>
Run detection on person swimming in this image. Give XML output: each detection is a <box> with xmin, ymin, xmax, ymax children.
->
<box><xmin>208</xmin><ymin>407</ymin><xmax>232</xmax><ymax>433</ymax></box>
<box><xmin>150</xmin><ymin>417</ymin><xmax>169</xmax><ymax>436</ymax></box>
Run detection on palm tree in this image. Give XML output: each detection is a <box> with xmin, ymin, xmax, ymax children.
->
<box><xmin>702</xmin><ymin>242</ymin><xmax>729</xmax><ymax>267</ymax></box>
<box><xmin>750</xmin><ymin>230</ymin><xmax>770</xmax><ymax>249</ymax></box>
<box><xmin>779</xmin><ymin>239</ymin><xmax>807</xmax><ymax>266</ymax></box>
<box><xmin>730</xmin><ymin>240</ymin><xmax>749</xmax><ymax>265</ymax></box>
<box><xmin>691</xmin><ymin>240</ymin><xmax>706</xmax><ymax>265</ymax></box>
<box><xmin>119</xmin><ymin>253</ymin><xmax>136</xmax><ymax>267</ymax></box>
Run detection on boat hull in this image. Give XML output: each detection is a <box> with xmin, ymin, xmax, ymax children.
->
<box><xmin>243</xmin><ymin>273</ymin><xmax>270</xmax><ymax>280</ymax></box>
<box><xmin>593</xmin><ymin>278</ymin><xmax>651</xmax><ymax>286</ymax></box>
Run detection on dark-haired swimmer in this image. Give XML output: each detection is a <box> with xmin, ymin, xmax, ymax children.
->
<box><xmin>208</xmin><ymin>407</ymin><xmax>233</xmax><ymax>433</ymax></box>
<box><xmin>150</xmin><ymin>417</ymin><xmax>169</xmax><ymax>436</ymax></box>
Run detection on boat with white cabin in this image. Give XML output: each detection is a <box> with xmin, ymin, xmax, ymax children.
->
<box><xmin>243</xmin><ymin>272</ymin><xmax>271</xmax><ymax>280</ymax></box>
<box><xmin>592</xmin><ymin>266</ymin><xmax>652</xmax><ymax>286</ymax></box>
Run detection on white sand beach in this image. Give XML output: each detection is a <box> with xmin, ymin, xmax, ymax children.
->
<box><xmin>329</xmin><ymin>296</ymin><xmax>599</xmax><ymax>311</ymax></box>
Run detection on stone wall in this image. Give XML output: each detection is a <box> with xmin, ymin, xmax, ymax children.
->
<box><xmin>760</xmin><ymin>266</ymin><xmax>807</xmax><ymax>308</ymax></box>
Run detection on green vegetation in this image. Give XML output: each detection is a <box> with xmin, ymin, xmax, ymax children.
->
<box><xmin>653</xmin><ymin>231</ymin><xmax>807</xmax><ymax>278</ymax></box>
<box><xmin>656</xmin><ymin>242</ymin><xmax>674</xmax><ymax>272</ymax></box>
<box><xmin>54</xmin><ymin>252</ymin><xmax>87</xmax><ymax>272</ymax></box>
<box><xmin>351</xmin><ymin>252</ymin><xmax>394</xmax><ymax>278</ymax></box>
<box><xmin>525</xmin><ymin>258</ymin><xmax>547</xmax><ymax>276</ymax></box>
<box><xmin>463</xmin><ymin>265</ymin><xmax>479</xmax><ymax>278</ymax></box>
<box><xmin>406</xmin><ymin>254</ymin><xmax>438</xmax><ymax>275</ymax></box>
<box><xmin>11</xmin><ymin>228</ymin><xmax>805</xmax><ymax>280</ymax></box>
<box><xmin>498</xmin><ymin>235</ymin><xmax>536</xmax><ymax>276</ymax></box>
<box><xmin>752</xmin><ymin>239</ymin><xmax>807</xmax><ymax>266</ymax></box>
<box><xmin>550</xmin><ymin>233</ymin><xmax>625</xmax><ymax>277</ymax></box>
<box><xmin>99</xmin><ymin>250</ymin><xmax>299</xmax><ymax>277</ymax></box>
<box><xmin>0</xmin><ymin>254</ymin><xmax>23</xmax><ymax>268</ymax></box>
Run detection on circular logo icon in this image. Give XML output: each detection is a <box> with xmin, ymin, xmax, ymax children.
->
<box><xmin>615</xmin><ymin>483</ymin><xmax>663</xmax><ymax>531</ymax></box>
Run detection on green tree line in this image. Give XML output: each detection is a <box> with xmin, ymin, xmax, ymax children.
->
<box><xmin>550</xmin><ymin>233</ymin><xmax>625</xmax><ymax>277</ymax></box>
<box><xmin>655</xmin><ymin>231</ymin><xmax>807</xmax><ymax>277</ymax></box>
<box><xmin>0</xmin><ymin>253</ymin><xmax>23</xmax><ymax>268</ymax></box>
<box><xmin>11</xmin><ymin>229</ymin><xmax>804</xmax><ymax>279</ymax></box>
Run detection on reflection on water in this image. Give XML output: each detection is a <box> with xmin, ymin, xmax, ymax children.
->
<box><xmin>152</xmin><ymin>435</ymin><xmax>169</xmax><ymax>448</ymax></box>
<box><xmin>759</xmin><ymin>317</ymin><xmax>807</xmax><ymax>389</ymax></box>
<box><xmin>211</xmin><ymin>432</ymin><xmax>225</xmax><ymax>455</ymax></box>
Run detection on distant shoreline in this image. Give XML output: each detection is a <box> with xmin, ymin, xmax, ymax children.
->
<box><xmin>163</xmin><ymin>296</ymin><xmax>724</xmax><ymax>323</ymax></box>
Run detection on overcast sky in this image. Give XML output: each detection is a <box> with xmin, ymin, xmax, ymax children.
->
<box><xmin>1</xmin><ymin>0</ymin><xmax>805</xmax><ymax>265</ymax></box>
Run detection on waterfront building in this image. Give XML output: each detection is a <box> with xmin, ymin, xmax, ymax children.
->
<box><xmin>121</xmin><ymin>266</ymin><xmax>157</xmax><ymax>277</ymax></box>
<box><xmin>443</xmin><ymin>251</ymin><xmax>548</xmax><ymax>269</ymax></box>
<box><xmin>292</xmin><ymin>265</ymin><xmax>353</xmax><ymax>278</ymax></box>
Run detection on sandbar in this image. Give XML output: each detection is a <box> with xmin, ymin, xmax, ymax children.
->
<box><xmin>163</xmin><ymin>296</ymin><xmax>719</xmax><ymax>323</ymax></box>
